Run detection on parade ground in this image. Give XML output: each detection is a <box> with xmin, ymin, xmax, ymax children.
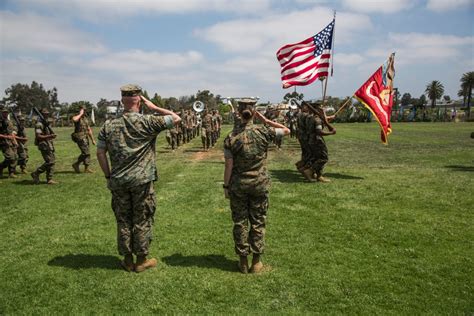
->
<box><xmin>0</xmin><ymin>122</ymin><xmax>472</xmax><ymax>314</ymax></box>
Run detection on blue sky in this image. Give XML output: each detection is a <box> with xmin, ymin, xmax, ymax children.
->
<box><xmin>1</xmin><ymin>0</ymin><xmax>473</xmax><ymax>104</ymax></box>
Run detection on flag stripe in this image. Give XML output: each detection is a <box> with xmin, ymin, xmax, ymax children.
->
<box><xmin>279</xmin><ymin>45</ymin><xmax>316</xmax><ymax>67</ymax></box>
<box><xmin>276</xmin><ymin>20</ymin><xmax>335</xmax><ymax>88</ymax></box>
<box><xmin>281</xmin><ymin>52</ymin><xmax>331</xmax><ymax>78</ymax></box>
<box><xmin>276</xmin><ymin>37</ymin><xmax>314</xmax><ymax>57</ymax></box>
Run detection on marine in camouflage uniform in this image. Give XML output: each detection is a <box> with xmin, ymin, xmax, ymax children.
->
<box><xmin>72</xmin><ymin>107</ymin><xmax>96</xmax><ymax>173</ymax></box>
<box><xmin>16</xmin><ymin>115</ymin><xmax>29</xmax><ymax>174</ymax></box>
<box><xmin>0</xmin><ymin>107</ymin><xmax>18</xmax><ymax>178</ymax></box>
<box><xmin>96</xmin><ymin>84</ymin><xmax>179</xmax><ymax>273</ymax></box>
<box><xmin>201</xmin><ymin>110</ymin><xmax>213</xmax><ymax>151</ymax></box>
<box><xmin>31</xmin><ymin>108</ymin><xmax>57</xmax><ymax>184</ymax></box>
<box><xmin>305</xmin><ymin>101</ymin><xmax>336</xmax><ymax>182</ymax></box>
<box><xmin>295</xmin><ymin>103</ymin><xmax>310</xmax><ymax>177</ymax></box>
<box><xmin>223</xmin><ymin>99</ymin><xmax>289</xmax><ymax>274</ymax></box>
<box><xmin>185</xmin><ymin>110</ymin><xmax>193</xmax><ymax>143</ymax></box>
<box><xmin>211</xmin><ymin>110</ymin><xmax>218</xmax><ymax>147</ymax></box>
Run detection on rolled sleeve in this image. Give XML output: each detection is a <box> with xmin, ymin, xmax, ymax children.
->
<box><xmin>164</xmin><ymin>115</ymin><xmax>174</xmax><ymax>129</ymax></box>
<box><xmin>275</xmin><ymin>128</ymin><xmax>285</xmax><ymax>137</ymax></box>
<box><xmin>224</xmin><ymin>148</ymin><xmax>233</xmax><ymax>159</ymax></box>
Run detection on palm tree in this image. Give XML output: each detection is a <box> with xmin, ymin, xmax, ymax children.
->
<box><xmin>425</xmin><ymin>80</ymin><xmax>444</xmax><ymax>108</ymax></box>
<box><xmin>460</xmin><ymin>71</ymin><xmax>474</xmax><ymax>118</ymax></box>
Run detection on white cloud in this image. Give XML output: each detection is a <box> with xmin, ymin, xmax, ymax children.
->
<box><xmin>195</xmin><ymin>7</ymin><xmax>372</xmax><ymax>53</ymax></box>
<box><xmin>87</xmin><ymin>50</ymin><xmax>204</xmax><ymax>73</ymax></box>
<box><xmin>366</xmin><ymin>32</ymin><xmax>474</xmax><ymax>65</ymax></box>
<box><xmin>13</xmin><ymin>0</ymin><xmax>270</xmax><ymax>19</ymax></box>
<box><xmin>0</xmin><ymin>11</ymin><xmax>106</xmax><ymax>54</ymax></box>
<box><xmin>426</xmin><ymin>0</ymin><xmax>472</xmax><ymax>11</ymax></box>
<box><xmin>341</xmin><ymin>0</ymin><xmax>414</xmax><ymax>13</ymax></box>
<box><xmin>334</xmin><ymin>53</ymin><xmax>365</xmax><ymax>66</ymax></box>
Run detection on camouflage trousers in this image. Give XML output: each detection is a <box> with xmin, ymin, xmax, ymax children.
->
<box><xmin>0</xmin><ymin>145</ymin><xmax>18</xmax><ymax>174</ymax></box>
<box><xmin>229</xmin><ymin>190</ymin><xmax>269</xmax><ymax>256</ymax></box>
<box><xmin>17</xmin><ymin>143</ymin><xmax>28</xmax><ymax>167</ymax></box>
<box><xmin>170</xmin><ymin>132</ymin><xmax>178</xmax><ymax>150</ymax></box>
<box><xmin>35</xmin><ymin>149</ymin><xmax>55</xmax><ymax>181</ymax></box>
<box><xmin>186</xmin><ymin>128</ymin><xmax>193</xmax><ymax>142</ymax></box>
<box><xmin>111</xmin><ymin>181</ymin><xmax>156</xmax><ymax>256</ymax></box>
<box><xmin>75</xmin><ymin>138</ymin><xmax>90</xmax><ymax>166</ymax></box>
<box><xmin>201</xmin><ymin>129</ymin><xmax>212</xmax><ymax>149</ymax></box>
<box><xmin>308</xmin><ymin>139</ymin><xmax>328</xmax><ymax>175</ymax></box>
<box><xmin>298</xmin><ymin>137</ymin><xmax>311</xmax><ymax>165</ymax></box>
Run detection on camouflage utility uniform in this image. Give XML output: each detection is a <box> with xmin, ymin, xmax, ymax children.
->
<box><xmin>307</xmin><ymin>114</ymin><xmax>328</xmax><ymax>175</ymax></box>
<box><xmin>33</xmin><ymin>121</ymin><xmax>55</xmax><ymax>181</ymax></box>
<box><xmin>297</xmin><ymin>110</ymin><xmax>310</xmax><ymax>165</ymax></box>
<box><xmin>97</xmin><ymin>112</ymin><xmax>174</xmax><ymax>257</ymax></box>
<box><xmin>16</xmin><ymin>117</ymin><xmax>28</xmax><ymax>172</ymax></box>
<box><xmin>72</xmin><ymin>116</ymin><xmax>91</xmax><ymax>168</ymax></box>
<box><xmin>0</xmin><ymin>117</ymin><xmax>18</xmax><ymax>177</ymax></box>
<box><xmin>224</xmin><ymin>121</ymin><xmax>278</xmax><ymax>256</ymax></box>
<box><xmin>201</xmin><ymin>112</ymin><xmax>213</xmax><ymax>150</ymax></box>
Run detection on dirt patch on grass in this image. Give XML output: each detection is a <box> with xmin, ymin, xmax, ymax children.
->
<box><xmin>191</xmin><ymin>148</ymin><xmax>223</xmax><ymax>162</ymax></box>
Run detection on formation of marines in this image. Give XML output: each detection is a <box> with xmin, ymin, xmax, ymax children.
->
<box><xmin>164</xmin><ymin>108</ymin><xmax>222</xmax><ymax>151</ymax></box>
<box><xmin>1</xmin><ymin>86</ymin><xmax>337</xmax><ymax>275</ymax></box>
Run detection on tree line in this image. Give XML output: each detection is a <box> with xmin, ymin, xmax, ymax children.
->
<box><xmin>1</xmin><ymin>71</ymin><xmax>472</xmax><ymax>123</ymax></box>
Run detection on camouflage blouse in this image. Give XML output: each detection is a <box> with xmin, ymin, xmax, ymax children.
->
<box><xmin>223</xmin><ymin>121</ymin><xmax>276</xmax><ymax>193</ymax></box>
<box><xmin>97</xmin><ymin>112</ymin><xmax>174</xmax><ymax>190</ymax></box>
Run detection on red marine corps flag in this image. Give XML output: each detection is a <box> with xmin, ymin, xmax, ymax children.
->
<box><xmin>354</xmin><ymin>53</ymin><xmax>396</xmax><ymax>144</ymax></box>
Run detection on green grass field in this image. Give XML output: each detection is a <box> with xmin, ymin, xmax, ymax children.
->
<box><xmin>1</xmin><ymin>122</ymin><xmax>473</xmax><ymax>314</ymax></box>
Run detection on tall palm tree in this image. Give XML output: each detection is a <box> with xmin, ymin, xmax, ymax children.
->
<box><xmin>460</xmin><ymin>71</ymin><xmax>474</xmax><ymax>118</ymax></box>
<box><xmin>425</xmin><ymin>80</ymin><xmax>444</xmax><ymax>108</ymax></box>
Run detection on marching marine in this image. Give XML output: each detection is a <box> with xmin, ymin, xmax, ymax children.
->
<box><xmin>0</xmin><ymin>107</ymin><xmax>19</xmax><ymax>178</ymax></box>
<box><xmin>31</xmin><ymin>108</ymin><xmax>57</xmax><ymax>184</ymax></box>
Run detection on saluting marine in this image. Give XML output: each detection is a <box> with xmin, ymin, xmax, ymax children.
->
<box><xmin>223</xmin><ymin>98</ymin><xmax>290</xmax><ymax>274</ymax></box>
<box><xmin>96</xmin><ymin>84</ymin><xmax>181</xmax><ymax>273</ymax></box>
<box><xmin>71</xmin><ymin>106</ymin><xmax>96</xmax><ymax>173</ymax></box>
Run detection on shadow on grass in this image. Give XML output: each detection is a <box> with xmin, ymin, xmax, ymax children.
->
<box><xmin>162</xmin><ymin>253</ymin><xmax>237</xmax><ymax>272</ymax></box>
<box><xmin>444</xmin><ymin>165</ymin><xmax>474</xmax><ymax>172</ymax></box>
<box><xmin>183</xmin><ymin>148</ymin><xmax>204</xmax><ymax>153</ymax></box>
<box><xmin>11</xmin><ymin>179</ymin><xmax>38</xmax><ymax>185</ymax></box>
<box><xmin>270</xmin><ymin>169</ymin><xmax>364</xmax><ymax>183</ymax></box>
<box><xmin>325</xmin><ymin>172</ymin><xmax>364</xmax><ymax>180</ymax></box>
<box><xmin>55</xmin><ymin>170</ymin><xmax>80</xmax><ymax>174</ymax></box>
<box><xmin>270</xmin><ymin>169</ymin><xmax>303</xmax><ymax>183</ymax></box>
<box><xmin>48</xmin><ymin>254</ymin><xmax>121</xmax><ymax>270</ymax></box>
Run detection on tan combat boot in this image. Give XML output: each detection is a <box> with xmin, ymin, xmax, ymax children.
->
<box><xmin>47</xmin><ymin>179</ymin><xmax>59</xmax><ymax>185</ymax></box>
<box><xmin>8</xmin><ymin>172</ymin><xmax>17</xmax><ymax>178</ymax></box>
<box><xmin>238</xmin><ymin>256</ymin><xmax>249</xmax><ymax>274</ymax></box>
<box><xmin>135</xmin><ymin>256</ymin><xmax>157</xmax><ymax>273</ymax></box>
<box><xmin>120</xmin><ymin>254</ymin><xmax>134</xmax><ymax>272</ymax></box>
<box><xmin>84</xmin><ymin>166</ymin><xmax>94</xmax><ymax>173</ymax></box>
<box><xmin>302</xmin><ymin>167</ymin><xmax>317</xmax><ymax>182</ymax></box>
<box><xmin>250</xmin><ymin>254</ymin><xmax>263</xmax><ymax>274</ymax></box>
<box><xmin>316</xmin><ymin>173</ymin><xmax>331</xmax><ymax>183</ymax></box>
<box><xmin>20</xmin><ymin>167</ymin><xmax>27</xmax><ymax>174</ymax></box>
<box><xmin>72</xmin><ymin>162</ymin><xmax>80</xmax><ymax>173</ymax></box>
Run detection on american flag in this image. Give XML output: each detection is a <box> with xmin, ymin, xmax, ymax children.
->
<box><xmin>276</xmin><ymin>20</ymin><xmax>335</xmax><ymax>88</ymax></box>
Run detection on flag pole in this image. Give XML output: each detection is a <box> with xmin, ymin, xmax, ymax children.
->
<box><xmin>333</xmin><ymin>97</ymin><xmax>353</xmax><ymax>116</ymax></box>
<box><xmin>322</xmin><ymin>11</ymin><xmax>335</xmax><ymax>106</ymax></box>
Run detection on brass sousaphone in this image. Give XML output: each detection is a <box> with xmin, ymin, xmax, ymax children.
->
<box><xmin>192</xmin><ymin>101</ymin><xmax>205</xmax><ymax>113</ymax></box>
<box><xmin>287</xmin><ymin>98</ymin><xmax>299</xmax><ymax>110</ymax></box>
